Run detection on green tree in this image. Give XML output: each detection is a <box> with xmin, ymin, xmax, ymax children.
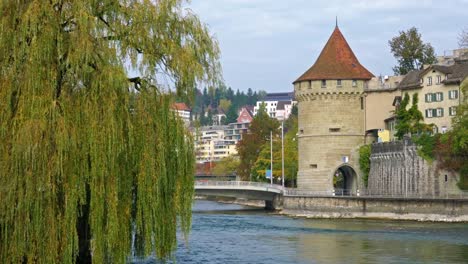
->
<box><xmin>225</xmin><ymin>104</ymin><xmax>238</xmax><ymax>124</ymax></box>
<box><xmin>219</xmin><ymin>99</ymin><xmax>232</xmax><ymax>113</ymax></box>
<box><xmin>237</xmin><ymin>104</ymin><xmax>280</xmax><ymax>180</ymax></box>
<box><xmin>251</xmin><ymin>112</ymin><xmax>298</xmax><ymax>186</ymax></box>
<box><xmin>395</xmin><ymin>93</ymin><xmax>432</xmax><ymax>139</ymax></box>
<box><xmin>0</xmin><ymin>1</ymin><xmax>219</xmax><ymax>263</ymax></box>
<box><xmin>359</xmin><ymin>145</ymin><xmax>371</xmax><ymax>187</ymax></box>
<box><xmin>435</xmin><ymin>80</ymin><xmax>468</xmax><ymax>189</ymax></box>
<box><xmin>389</xmin><ymin>27</ymin><xmax>437</xmax><ymax>75</ymax></box>
<box><xmin>212</xmin><ymin>156</ymin><xmax>240</xmax><ymax>176</ymax></box>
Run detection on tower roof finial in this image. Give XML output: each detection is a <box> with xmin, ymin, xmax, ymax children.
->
<box><xmin>336</xmin><ymin>16</ymin><xmax>338</xmax><ymax>28</ymax></box>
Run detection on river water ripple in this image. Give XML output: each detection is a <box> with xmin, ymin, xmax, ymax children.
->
<box><xmin>134</xmin><ymin>200</ymin><xmax>468</xmax><ymax>264</ymax></box>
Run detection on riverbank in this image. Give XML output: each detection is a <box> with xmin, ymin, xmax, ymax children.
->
<box><xmin>281</xmin><ymin>196</ymin><xmax>468</xmax><ymax>222</ymax></box>
<box><xmin>195</xmin><ymin>196</ymin><xmax>265</xmax><ymax>208</ymax></box>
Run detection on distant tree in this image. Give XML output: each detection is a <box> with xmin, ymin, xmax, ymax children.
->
<box><xmin>251</xmin><ymin>110</ymin><xmax>298</xmax><ymax>186</ymax></box>
<box><xmin>460</xmin><ymin>28</ymin><xmax>468</xmax><ymax>48</ymax></box>
<box><xmin>226</xmin><ymin>104</ymin><xmax>238</xmax><ymax>124</ymax></box>
<box><xmin>219</xmin><ymin>99</ymin><xmax>232</xmax><ymax>113</ymax></box>
<box><xmin>237</xmin><ymin>104</ymin><xmax>280</xmax><ymax>180</ymax></box>
<box><xmin>291</xmin><ymin>104</ymin><xmax>298</xmax><ymax>117</ymax></box>
<box><xmin>212</xmin><ymin>156</ymin><xmax>240</xmax><ymax>176</ymax></box>
<box><xmin>257</xmin><ymin>90</ymin><xmax>268</xmax><ymax>100</ymax></box>
<box><xmin>389</xmin><ymin>27</ymin><xmax>437</xmax><ymax>75</ymax></box>
<box><xmin>206</xmin><ymin>110</ymin><xmax>214</xmax><ymax>126</ymax></box>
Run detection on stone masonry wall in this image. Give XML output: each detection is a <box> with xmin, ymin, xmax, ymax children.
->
<box><xmin>368</xmin><ymin>138</ymin><xmax>460</xmax><ymax>197</ymax></box>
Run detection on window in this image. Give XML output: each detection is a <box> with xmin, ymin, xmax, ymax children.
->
<box><xmin>321</xmin><ymin>80</ymin><xmax>327</xmax><ymax>88</ymax></box>
<box><xmin>449</xmin><ymin>106</ymin><xmax>457</xmax><ymax>116</ymax></box>
<box><xmin>436</xmin><ymin>75</ymin><xmax>441</xmax><ymax>84</ymax></box>
<box><xmin>425</xmin><ymin>93</ymin><xmax>433</xmax><ymax>102</ymax></box>
<box><xmin>337</xmin><ymin>79</ymin><xmax>342</xmax><ymax>87</ymax></box>
<box><xmin>427</xmin><ymin>76</ymin><xmax>432</xmax><ymax>86</ymax></box>
<box><xmin>448</xmin><ymin>90</ymin><xmax>459</xmax><ymax>99</ymax></box>
<box><xmin>445</xmin><ymin>74</ymin><xmax>449</xmax><ymax>80</ymax></box>
<box><xmin>329</xmin><ymin>128</ymin><xmax>341</xmax><ymax>132</ymax></box>
<box><xmin>352</xmin><ymin>80</ymin><xmax>357</xmax><ymax>87</ymax></box>
<box><xmin>308</xmin><ymin>80</ymin><xmax>312</xmax><ymax>89</ymax></box>
<box><xmin>434</xmin><ymin>92</ymin><xmax>443</xmax><ymax>102</ymax></box>
<box><xmin>420</xmin><ymin>78</ymin><xmax>424</xmax><ymax>84</ymax></box>
<box><xmin>445</xmin><ymin>175</ymin><xmax>448</xmax><ymax>182</ymax></box>
<box><xmin>310</xmin><ymin>164</ymin><xmax>318</xmax><ymax>169</ymax></box>
<box><xmin>360</xmin><ymin>97</ymin><xmax>364</xmax><ymax>110</ymax></box>
<box><xmin>436</xmin><ymin>108</ymin><xmax>444</xmax><ymax>117</ymax></box>
<box><xmin>425</xmin><ymin>109</ymin><xmax>433</xmax><ymax>118</ymax></box>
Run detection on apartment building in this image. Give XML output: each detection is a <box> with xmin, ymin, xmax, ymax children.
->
<box><xmin>253</xmin><ymin>92</ymin><xmax>295</xmax><ymax>120</ymax></box>
<box><xmin>171</xmin><ymin>102</ymin><xmax>191</xmax><ymax>126</ymax></box>
<box><xmin>397</xmin><ymin>63</ymin><xmax>468</xmax><ymax>133</ymax></box>
<box><xmin>194</xmin><ymin>125</ymin><xmax>238</xmax><ymax>163</ymax></box>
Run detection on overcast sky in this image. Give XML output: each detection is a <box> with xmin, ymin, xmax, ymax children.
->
<box><xmin>189</xmin><ymin>0</ymin><xmax>467</xmax><ymax>93</ymax></box>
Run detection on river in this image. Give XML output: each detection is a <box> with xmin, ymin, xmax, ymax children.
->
<box><xmin>134</xmin><ymin>200</ymin><xmax>468</xmax><ymax>264</ymax></box>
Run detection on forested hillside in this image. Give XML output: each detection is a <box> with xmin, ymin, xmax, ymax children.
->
<box><xmin>178</xmin><ymin>84</ymin><xmax>266</xmax><ymax>125</ymax></box>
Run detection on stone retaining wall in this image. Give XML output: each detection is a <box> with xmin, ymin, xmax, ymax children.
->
<box><xmin>282</xmin><ymin>196</ymin><xmax>468</xmax><ymax>222</ymax></box>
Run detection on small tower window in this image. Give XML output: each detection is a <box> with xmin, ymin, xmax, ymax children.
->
<box><xmin>337</xmin><ymin>79</ymin><xmax>342</xmax><ymax>87</ymax></box>
<box><xmin>321</xmin><ymin>80</ymin><xmax>327</xmax><ymax>88</ymax></box>
<box><xmin>308</xmin><ymin>80</ymin><xmax>312</xmax><ymax>89</ymax></box>
<box><xmin>352</xmin><ymin>80</ymin><xmax>357</xmax><ymax>87</ymax></box>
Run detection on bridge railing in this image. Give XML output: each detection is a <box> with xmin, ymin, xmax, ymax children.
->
<box><xmin>195</xmin><ymin>180</ymin><xmax>284</xmax><ymax>190</ymax></box>
<box><xmin>284</xmin><ymin>188</ymin><xmax>468</xmax><ymax>199</ymax></box>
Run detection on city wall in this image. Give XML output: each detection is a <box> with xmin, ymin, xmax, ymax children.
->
<box><xmin>367</xmin><ymin>138</ymin><xmax>461</xmax><ymax>197</ymax></box>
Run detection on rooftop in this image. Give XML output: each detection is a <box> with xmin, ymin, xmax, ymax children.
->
<box><xmin>294</xmin><ymin>26</ymin><xmax>374</xmax><ymax>83</ymax></box>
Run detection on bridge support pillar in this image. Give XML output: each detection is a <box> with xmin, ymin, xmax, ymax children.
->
<box><xmin>265</xmin><ymin>194</ymin><xmax>283</xmax><ymax>210</ymax></box>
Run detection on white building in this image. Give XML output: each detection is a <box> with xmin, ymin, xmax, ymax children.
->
<box><xmin>172</xmin><ymin>102</ymin><xmax>191</xmax><ymax>126</ymax></box>
<box><xmin>194</xmin><ymin>125</ymin><xmax>237</xmax><ymax>163</ymax></box>
<box><xmin>253</xmin><ymin>92</ymin><xmax>295</xmax><ymax>120</ymax></box>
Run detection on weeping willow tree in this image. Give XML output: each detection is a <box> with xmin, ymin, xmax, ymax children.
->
<box><xmin>0</xmin><ymin>1</ymin><xmax>219</xmax><ymax>263</ymax></box>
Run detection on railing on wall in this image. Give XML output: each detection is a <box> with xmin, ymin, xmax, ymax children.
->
<box><xmin>194</xmin><ymin>181</ymin><xmax>468</xmax><ymax>199</ymax></box>
<box><xmin>284</xmin><ymin>188</ymin><xmax>468</xmax><ymax>199</ymax></box>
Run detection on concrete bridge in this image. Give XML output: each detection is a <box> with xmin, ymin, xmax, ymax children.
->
<box><xmin>194</xmin><ymin>181</ymin><xmax>284</xmax><ymax>209</ymax></box>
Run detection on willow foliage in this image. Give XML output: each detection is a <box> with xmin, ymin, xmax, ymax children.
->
<box><xmin>0</xmin><ymin>0</ymin><xmax>219</xmax><ymax>263</ymax></box>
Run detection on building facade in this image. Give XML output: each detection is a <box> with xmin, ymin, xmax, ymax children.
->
<box><xmin>172</xmin><ymin>102</ymin><xmax>191</xmax><ymax>126</ymax></box>
<box><xmin>194</xmin><ymin>125</ymin><xmax>237</xmax><ymax>163</ymax></box>
<box><xmin>294</xmin><ymin>25</ymin><xmax>374</xmax><ymax>192</ymax></box>
<box><xmin>253</xmin><ymin>92</ymin><xmax>294</xmax><ymax>120</ymax></box>
<box><xmin>397</xmin><ymin>64</ymin><xmax>468</xmax><ymax>133</ymax></box>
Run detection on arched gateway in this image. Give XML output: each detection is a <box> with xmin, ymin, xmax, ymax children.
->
<box><xmin>333</xmin><ymin>165</ymin><xmax>357</xmax><ymax>195</ymax></box>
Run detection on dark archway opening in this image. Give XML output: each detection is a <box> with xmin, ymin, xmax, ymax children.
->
<box><xmin>333</xmin><ymin>165</ymin><xmax>357</xmax><ymax>196</ymax></box>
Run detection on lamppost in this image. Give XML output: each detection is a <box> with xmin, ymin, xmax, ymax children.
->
<box><xmin>270</xmin><ymin>130</ymin><xmax>273</xmax><ymax>185</ymax></box>
<box><xmin>281</xmin><ymin>121</ymin><xmax>285</xmax><ymax>187</ymax></box>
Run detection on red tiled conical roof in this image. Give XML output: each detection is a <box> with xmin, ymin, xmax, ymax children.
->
<box><xmin>294</xmin><ymin>26</ymin><xmax>374</xmax><ymax>83</ymax></box>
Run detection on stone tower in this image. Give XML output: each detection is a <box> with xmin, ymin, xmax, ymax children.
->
<box><xmin>293</xmin><ymin>26</ymin><xmax>374</xmax><ymax>192</ymax></box>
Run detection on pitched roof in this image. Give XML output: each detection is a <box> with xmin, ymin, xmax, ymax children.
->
<box><xmin>294</xmin><ymin>26</ymin><xmax>374</xmax><ymax>83</ymax></box>
<box><xmin>397</xmin><ymin>70</ymin><xmax>423</xmax><ymax>90</ymax></box>
<box><xmin>276</xmin><ymin>101</ymin><xmax>291</xmax><ymax>110</ymax></box>
<box><xmin>172</xmin><ymin>102</ymin><xmax>191</xmax><ymax>111</ymax></box>
<box><xmin>398</xmin><ymin>63</ymin><xmax>468</xmax><ymax>89</ymax></box>
<box><xmin>443</xmin><ymin>63</ymin><xmax>468</xmax><ymax>84</ymax></box>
